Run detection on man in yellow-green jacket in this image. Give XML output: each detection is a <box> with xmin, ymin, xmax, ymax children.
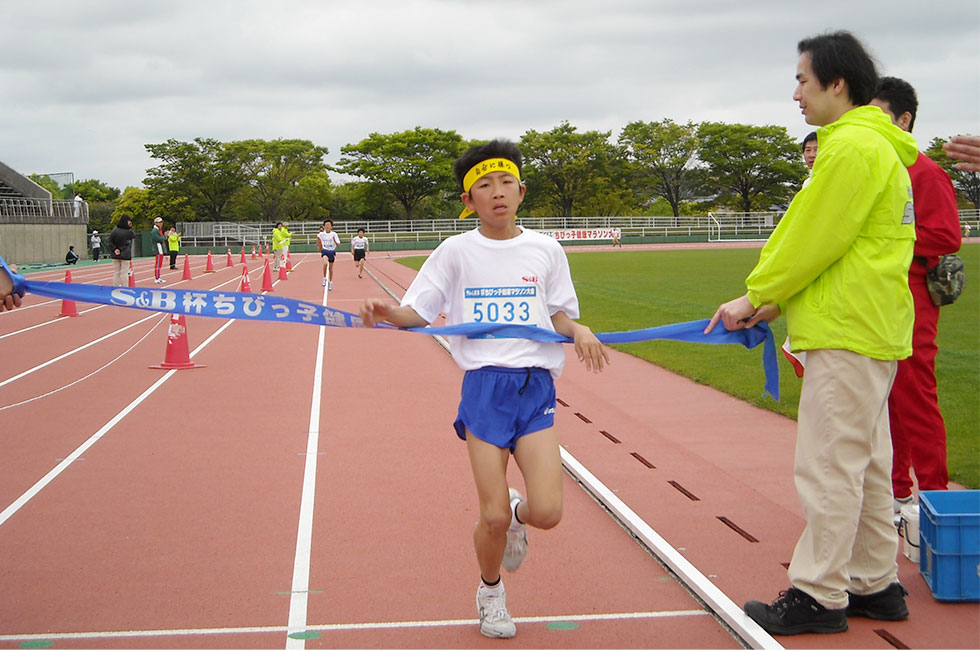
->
<box><xmin>272</xmin><ymin>221</ymin><xmax>291</xmax><ymax>272</ymax></box>
<box><xmin>706</xmin><ymin>31</ymin><xmax>917</xmax><ymax>635</ymax></box>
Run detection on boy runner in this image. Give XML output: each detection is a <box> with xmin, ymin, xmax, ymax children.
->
<box><xmin>360</xmin><ymin>139</ymin><xmax>608</xmax><ymax>639</ymax></box>
<box><xmin>351</xmin><ymin>228</ymin><xmax>369</xmax><ymax>278</ymax></box>
<box><xmin>317</xmin><ymin>219</ymin><xmax>341</xmax><ymax>289</ymax></box>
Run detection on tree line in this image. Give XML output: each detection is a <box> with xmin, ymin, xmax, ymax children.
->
<box><xmin>31</xmin><ymin>120</ymin><xmax>980</xmax><ymax>233</ymax></box>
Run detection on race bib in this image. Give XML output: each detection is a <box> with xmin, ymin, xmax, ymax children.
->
<box><xmin>463</xmin><ymin>286</ymin><xmax>545</xmax><ymax>326</ymax></box>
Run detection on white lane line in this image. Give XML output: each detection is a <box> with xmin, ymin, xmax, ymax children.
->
<box><xmin>0</xmin><ymin>314</ymin><xmax>168</xmax><ymax>412</ymax></box>
<box><xmin>0</xmin><ymin>312</ymin><xmax>162</xmax><ymax>388</ymax></box>
<box><xmin>0</xmin><ymin>273</ymin><xmax>251</xmax><ymax>386</ymax></box>
<box><xmin>0</xmin><ymin>304</ymin><xmax>110</xmax><ymax>339</ymax></box>
<box><xmin>560</xmin><ymin>449</ymin><xmax>782</xmax><ymax>650</ymax></box>
<box><xmin>285</xmin><ymin>273</ymin><xmax>326</xmax><ymax>650</ymax></box>
<box><xmin>0</xmin><ymin>317</ymin><xmax>236</xmax><ymax>528</ymax></box>
<box><xmin>0</xmin><ymin>609</ymin><xmax>708</xmax><ymax>643</ymax></box>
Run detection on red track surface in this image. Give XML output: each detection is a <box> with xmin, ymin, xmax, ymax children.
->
<box><xmin>0</xmin><ymin>248</ymin><xmax>976</xmax><ymax>649</ymax></box>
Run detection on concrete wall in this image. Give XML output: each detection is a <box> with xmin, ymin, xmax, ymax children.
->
<box><xmin>0</xmin><ymin>223</ymin><xmax>90</xmax><ymax>264</ymax></box>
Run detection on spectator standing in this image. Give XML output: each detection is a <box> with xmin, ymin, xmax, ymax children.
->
<box><xmin>272</xmin><ymin>222</ymin><xmax>290</xmax><ymax>272</ymax></box>
<box><xmin>167</xmin><ymin>227</ymin><xmax>182</xmax><ymax>269</ymax></box>
<box><xmin>870</xmin><ymin>77</ymin><xmax>962</xmax><ymax>509</ymax></box>
<box><xmin>73</xmin><ymin>192</ymin><xmax>84</xmax><ymax>219</ymax></box>
<box><xmin>705</xmin><ymin>31</ymin><xmax>917</xmax><ymax>635</ymax></box>
<box><xmin>108</xmin><ymin>216</ymin><xmax>137</xmax><ymax>286</ymax></box>
<box><xmin>90</xmin><ymin>230</ymin><xmax>101</xmax><ymax>261</ymax></box>
<box><xmin>150</xmin><ymin>217</ymin><xmax>167</xmax><ymax>283</ymax></box>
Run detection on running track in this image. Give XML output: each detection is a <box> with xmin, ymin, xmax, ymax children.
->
<box><xmin>0</xmin><ymin>248</ymin><xmax>976</xmax><ymax>649</ymax></box>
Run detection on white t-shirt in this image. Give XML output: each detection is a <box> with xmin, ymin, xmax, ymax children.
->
<box><xmin>351</xmin><ymin>235</ymin><xmax>369</xmax><ymax>250</ymax></box>
<box><xmin>317</xmin><ymin>230</ymin><xmax>340</xmax><ymax>251</ymax></box>
<box><xmin>401</xmin><ymin>226</ymin><xmax>579</xmax><ymax>377</ymax></box>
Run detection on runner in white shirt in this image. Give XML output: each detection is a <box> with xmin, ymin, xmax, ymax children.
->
<box><xmin>350</xmin><ymin>228</ymin><xmax>369</xmax><ymax>278</ymax></box>
<box><xmin>316</xmin><ymin>219</ymin><xmax>341</xmax><ymax>289</ymax></box>
<box><xmin>359</xmin><ymin>139</ymin><xmax>608</xmax><ymax>640</ymax></box>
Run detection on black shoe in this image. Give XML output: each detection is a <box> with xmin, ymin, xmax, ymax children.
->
<box><xmin>744</xmin><ymin>587</ymin><xmax>848</xmax><ymax>635</ymax></box>
<box><xmin>846</xmin><ymin>582</ymin><xmax>909</xmax><ymax>620</ymax></box>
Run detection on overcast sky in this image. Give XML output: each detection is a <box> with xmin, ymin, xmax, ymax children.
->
<box><xmin>1</xmin><ymin>0</ymin><xmax>978</xmax><ymax>192</ymax></box>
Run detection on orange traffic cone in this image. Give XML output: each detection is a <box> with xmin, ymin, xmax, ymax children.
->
<box><xmin>260</xmin><ymin>244</ymin><xmax>266</xmax><ymax>258</ymax></box>
<box><xmin>58</xmin><ymin>269</ymin><xmax>80</xmax><ymax>317</ymax></box>
<box><xmin>150</xmin><ymin>313</ymin><xmax>205</xmax><ymax>370</ymax></box>
<box><xmin>251</xmin><ymin>245</ymin><xmax>257</xmax><ymax>259</ymax></box>
<box><xmin>278</xmin><ymin>262</ymin><xmax>288</xmax><ymax>281</ymax></box>
<box><xmin>182</xmin><ymin>254</ymin><xmax>193</xmax><ymax>280</ymax></box>
<box><xmin>240</xmin><ymin>247</ymin><xmax>247</xmax><ymax>265</ymax></box>
<box><xmin>128</xmin><ymin>260</ymin><xmax>136</xmax><ymax>287</ymax></box>
<box><xmin>263</xmin><ymin>243</ymin><xmax>268</xmax><ymax>256</ymax></box>
<box><xmin>261</xmin><ymin>259</ymin><xmax>275</xmax><ymax>292</ymax></box>
<box><xmin>239</xmin><ymin>265</ymin><xmax>253</xmax><ymax>293</ymax></box>
<box><xmin>226</xmin><ymin>249</ymin><xmax>234</xmax><ymax>267</ymax></box>
<box><xmin>204</xmin><ymin>250</ymin><xmax>216</xmax><ymax>273</ymax></box>
<box><xmin>285</xmin><ymin>250</ymin><xmax>294</xmax><ymax>272</ymax></box>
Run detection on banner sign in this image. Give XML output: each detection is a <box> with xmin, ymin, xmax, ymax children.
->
<box><xmin>1</xmin><ymin>257</ymin><xmax>779</xmax><ymax>400</ymax></box>
<box><xmin>539</xmin><ymin>229</ymin><xmax>617</xmax><ymax>241</ymax></box>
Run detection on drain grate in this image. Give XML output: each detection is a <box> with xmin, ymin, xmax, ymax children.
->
<box><xmin>599</xmin><ymin>430</ymin><xmax>621</xmax><ymax>444</ymax></box>
<box><xmin>716</xmin><ymin>516</ymin><xmax>759</xmax><ymax>543</ymax></box>
<box><xmin>668</xmin><ymin>480</ymin><xmax>699</xmax><ymax>501</ymax></box>
<box><xmin>630</xmin><ymin>452</ymin><xmax>655</xmax><ymax>468</ymax></box>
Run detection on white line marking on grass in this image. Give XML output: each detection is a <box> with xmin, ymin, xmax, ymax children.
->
<box><xmin>0</xmin><ymin>609</ymin><xmax>708</xmax><ymax>643</ymax></box>
<box><xmin>0</xmin><ymin>318</ymin><xmax>236</xmax><ymax>529</ymax></box>
<box><xmin>285</xmin><ymin>279</ymin><xmax>327</xmax><ymax>650</ymax></box>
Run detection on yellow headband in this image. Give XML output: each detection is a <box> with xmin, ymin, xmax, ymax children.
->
<box><xmin>459</xmin><ymin>158</ymin><xmax>522</xmax><ymax>219</ymax></box>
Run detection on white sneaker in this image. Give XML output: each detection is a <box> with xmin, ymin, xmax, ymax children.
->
<box><xmin>476</xmin><ymin>584</ymin><xmax>516</xmax><ymax>638</ymax></box>
<box><xmin>328</xmin><ymin>281</ymin><xmax>333</xmax><ymax>291</ymax></box>
<box><xmin>502</xmin><ymin>488</ymin><xmax>528</xmax><ymax>572</ymax></box>
<box><xmin>322</xmin><ymin>278</ymin><xmax>327</xmax><ymax>287</ymax></box>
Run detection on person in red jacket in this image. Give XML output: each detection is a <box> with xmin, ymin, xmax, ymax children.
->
<box><xmin>870</xmin><ymin>77</ymin><xmax>962</xmax><ymax>512</ymax></box>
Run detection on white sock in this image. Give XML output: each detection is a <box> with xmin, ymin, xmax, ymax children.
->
<box><xmin>480</xmin><ymin>579</ymin><xmax>504</xmax><ymax>596</ymax></box>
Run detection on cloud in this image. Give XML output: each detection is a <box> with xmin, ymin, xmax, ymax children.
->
<box><xmin>1</xmin><ymin>0</ymin><xmax>977</xmax><ymax>190</ymax></box>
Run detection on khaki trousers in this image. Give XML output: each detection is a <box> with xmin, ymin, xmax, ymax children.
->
<box><xmin>787</xmin><ymin>348</ymin><xmax>900</xmax><ymax>609</ymax></box>
<box><xmin>112</xmin><ymin>259</ymin><xmax>127</xmax><ymax>286</ymax></box>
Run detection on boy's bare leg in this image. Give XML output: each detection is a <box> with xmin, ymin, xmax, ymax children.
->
<box><xmin>466</xmin><ymin>432</ymin><xmax>512</xmax><ymax>582</ymax></box>
<box><xmin>513</xmin><ymin>427</ymin><xmax>563</xmax><ymax>530</ymax></box>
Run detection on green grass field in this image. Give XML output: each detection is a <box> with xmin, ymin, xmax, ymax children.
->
<box><xmin>399</xmin><ymin>243</ymin><xmax>979</xmax><ymax>488</ymax></box>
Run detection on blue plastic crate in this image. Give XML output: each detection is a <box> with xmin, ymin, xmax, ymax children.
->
<box><xmin>918</xmin><ymin>490</ymin><xmax>979</xmax><ymax>602</ymax></box>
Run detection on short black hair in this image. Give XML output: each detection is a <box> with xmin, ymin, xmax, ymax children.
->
<box><xmin>357</xmin><ymin>228</ymin><xmax>365</xmax><ymax>234</ymax></box>
<box><xmin>453</xmin><ymin>139</ymin><xmax>523</xmax><ymax>192</ymax></box>
<box><xmin>323</xmin><ymin>219</ymin><xmax>333</xmax><ymax>225</ymax></box>
<box><xmin>275</xmin><ymin>221</ymin><xmax>283</xmax><ymax>228</ymax></box>
<box><xmin>873</xmin><ymin>76</ymin><xmax>918</xmax><ymax>132</ymax></box>
<box><xmin>798</xmin><ymin>31</ymin><xmax>878</xmax><ymax>106</ymax></box>
<box><xmin>801</xmin><ymin>131</ymin><xmax>818</xmax><ymax>152</ymax></box>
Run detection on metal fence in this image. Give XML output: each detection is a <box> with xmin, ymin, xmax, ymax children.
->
<box><xmin>179</xmin><ymin>215</ymin><xmax>729</xmax><ymax>247</ymax></box>
<box><xmin>0</xmin><ymin>196</ymin><xmax>88</xmax><ymax>221</ymax></box>
<box><xmin>173</xmin><ymin>209</ymin><xmax>979</xmax><ymax>248</ymax></box>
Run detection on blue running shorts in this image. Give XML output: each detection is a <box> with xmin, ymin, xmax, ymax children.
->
<box><xmin>453</xmin><ymin>367</ymin><xmax>556</xmax><ymax>451</ymax></box>
<box><xmin>321</xmin><ymin>249</ymin><xmax>336</xmax><ymax>262</ymax></box>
